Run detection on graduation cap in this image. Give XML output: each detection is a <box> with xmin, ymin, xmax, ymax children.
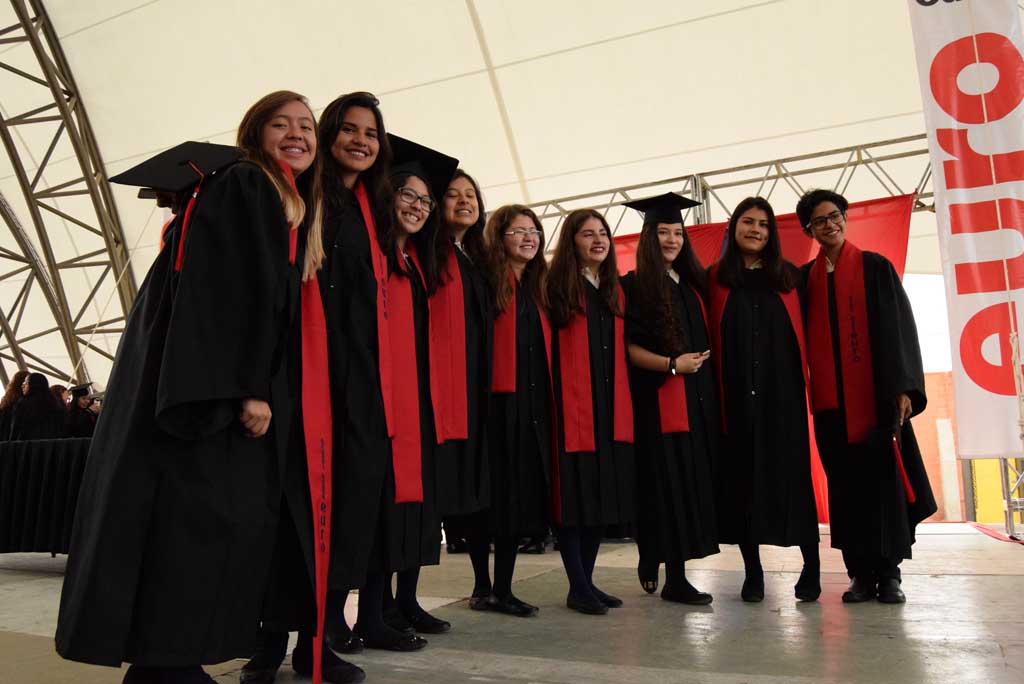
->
<box><xmin>387</xmin><ymin>134</ymin><xmax>459</xmax><ymax>204</ymax></box>
<box><xmin>110</xmin><ymin>141</ymin><xmax>243</xmax><ymax>199</ymax></box>
<box><xmin>69</xmin><ymin>383</ymin><xmax>92</xmax><ymax>399</ymax></box>
<box><xmin>624</xmin><ymin>192</ymin><xmax>702</xmax><ymax>226</ymax></box>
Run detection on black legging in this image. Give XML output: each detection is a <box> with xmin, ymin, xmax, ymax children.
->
<box><xmin>555</xmin><ymin>525</ymin><xmax>603</xmax><ymax>600</ymax></box>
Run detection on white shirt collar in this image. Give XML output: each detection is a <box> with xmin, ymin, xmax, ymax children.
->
<box><xmin>581</xmin><ymin>267</ymin><xmax>600</xmax><ymax>288</ymax></box>
<box><xmin>667</xmin><ymin>267</ymin><xmax>680</xmax><ymax>284</ymax></box>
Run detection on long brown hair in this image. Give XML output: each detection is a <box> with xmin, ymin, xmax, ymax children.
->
<box><xmin>546</xmin><ymin>209</ymin><xmax>622</xmax><ymax>328</ymax></box>
<box><xmin>440</xmin><ymin>169</ymin><xmax>488</xmax><ymax>270</ymax></box>
<box><xmin>0</xmin><ymin>370</ymin><xmax>28</xmax><ymax>411</ymax></box>
<box><xmin>715</xmin><ymin>196</ymin><xmax>795</xmax><ymax>291</ymax></box>
<box><xmin>484</xmin><ymin>205</ymin><xmax>548</xmax><ymax>313</ymax></box>
<box><xmin>236</xmin><ymin>90</ymin><xmax>324</xmax><ymax>281</ymax></box>
<box><xmin>633</xmin><ymin>217</ymin><xmax>707</xmax><ymax>355</ymax></box>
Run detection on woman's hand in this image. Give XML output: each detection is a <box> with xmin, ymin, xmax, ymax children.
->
<box><xmin>240</xmin><ymin>398</ymin><xmax>272</xmax><ymax>438</ymax></box>
<box><xmin>674</xmin><ymin>350</ymin><xmax>711</xmax><ymax>375</ymax></box>
<box><xmin>896</xmin><ymin>393</ymin><xmax>912</xmax><ymax>426</ymax></box>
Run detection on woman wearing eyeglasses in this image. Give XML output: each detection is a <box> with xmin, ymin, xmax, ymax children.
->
<box><xmin>619</xmin><ymin>193</ymin><xmax>719</xmax><ymax>606</ymax></box>
<box><xmin>796</xmin><ymin>189</ymin><xmax>935</xmax><ymax>604</ymax></box>
<box><xmin>474</xmin><ymin>205</ymin><xmax>553</xmax><ymax>617</ymax></box>
<box><xmin>708</xmin><ymin>197</ymin><xmax>820</xmax><ymax>604</ymax></box>
<box><xmin>432</xmin><ymin>170</ymin><xmax>494</xmax><ymax>614</ymax></box>
<box><xmin>546</xmin><ymin>209</ymin><xmax>635</xmax><ymax>616</ymax></box>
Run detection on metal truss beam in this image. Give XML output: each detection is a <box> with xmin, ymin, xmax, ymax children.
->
<box><xmin>0</xmin><ymin>0</ymin><xmax>136</xmax><ymax>384</ymax></box>
<box><xmin>530</xmin><ymin>134</ymin><xmax>934</xmax><ymax>253</ymax></box>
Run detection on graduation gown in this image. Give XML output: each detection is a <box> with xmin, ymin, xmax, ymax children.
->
<box><xmin>8</xmin><ymin>399</ymin><xmax>64</xmax><ymax>440</ymax></box>
<box><xmin>552</xmin><ymin>282</ymin><xmax>635</xmax><ymax>528</ymax></box>
<box><xmin>65</xmin><ymin>405</ymin><xmax>97</xmax><ymax>439</ymax></box>
<box><xmin>316</xmin><ymin>190</ymin><xmax>391</xmax><ymax>591</ymax></box>
<box><xmin>800</xmin><ymin>250</ymin><xmax>937</xmax><ymax>562</ymax></box>
<box><xmin>622</xmin><ymin>272</ymin><xmax>719</xmax><ymax>564</ymax></box>
<box><xmin>488</xmin><ymin>282</ymin><xmax>551</xmax><ymax>536</ymax></box>
<box><xmin>370</xmin><ymin>256</ymin><xmax>441</xmax><ymax>572</ymax></box>
<box><xmin>712</xmin><ymin>267</ymin><xmax>818</xmax><ymax>547</ymax></box>
<box><xmin>56</xmin><ymin>162</ymin><xmax>299</xmax><ymax>667</ymax></box>
<box><xmin>433</xmin><ymin>245</ymin><xmax>492</xmax><ymax>517</ymax></box>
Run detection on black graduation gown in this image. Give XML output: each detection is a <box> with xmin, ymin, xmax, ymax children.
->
<box><xmin>317</xmin><ymin>191</ymin><xmax>391</xmax><ymax>591</ymax></box>
<box><xmin>0</xmin><ymin>405</ymin><xmax>14</xmax><ymax>441</ymax></box>
<box><xmin>799</xmin><ymin>251</ymin><xmax>937</xmax><ymax>562</ymax></box>
<box><xmin>56</xmin><ymin>162</ymin><xmax>299</xmax><ymax>667</ymax></box>
<box><xmin>65</xmin><ymin>406</ymin><xmax>97</xmax><ymax>438</ymax></box>
<box><xmin>716</xmin><ymin>268</ymin><xmax>818</xmax><ymax>547</ymax></box>
<box><xmin>487</xmin><ymin>282</ymin><xmax>551</xmax><ymax>537</ymax></box>
<box><xmin>435</xmin><ymin>246</ymin><xmax>492</xmax><ymax>517</ymax></box>
<box><xmin>552</xmin><ymin>282</ymin><xmax>635</xmax><ymax>528</ymax></box>
<box><xmin>370</xmin><ymin>258</ymin><xmax>441</xmax><ymax>572</ymax></box>
<box><xmin>622</xmin><ymin>272</ymin><xmax>719</xmax><ymax>564</ymax></box>
<box><xmin>8</xmin><ymin>398</ymin><xmax>64</xmax><ymax>440</ymax></box>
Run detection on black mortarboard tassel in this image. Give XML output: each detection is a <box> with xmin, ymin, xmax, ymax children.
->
<box><xmin>110</xmin><ymin>141</ymin><xmax>243</xmax><ymax>196</ymax></box>
<box><xmin>69</xmin><ymin>383</ymin><xmax>92</xmax><ymax>399</ymax></box>
<box><xmin>624</xmin><ymin>192</ymin><xmax>702</xmax><ymax>225</ymax></box>
<box><xmin>387</xmin><ymin>134</ymin><xmax>459</xmax><ymax>204</ymax></box>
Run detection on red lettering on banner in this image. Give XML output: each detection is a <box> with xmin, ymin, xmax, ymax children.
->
<box><xmin>937</xmin><ymin>128</ymin><xmax>1024</xmax><ymax>188</ymax></box>
<box><xmin>952</xmin><ymin>199</ymin><xmax>1024</xmax><ymax>294</ymax></box>
<box><xmin>960</xmin><ymin>301</ymin><xmax>1020</xmax><ymax>396</ymax></box>
<box><xmin>930</xmin><ymin>33</ymin><xmax>1024</xmax><ymax>124</ymax></box>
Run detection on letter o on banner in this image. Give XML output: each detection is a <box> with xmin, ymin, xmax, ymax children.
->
<box><xmin>930</xmin><ymin>32</ymin><xmax>1024</xmax><ymax>124</ymax></box>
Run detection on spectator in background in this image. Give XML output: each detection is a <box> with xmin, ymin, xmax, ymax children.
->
<box><xmin>0</xmin><ymin>370</ymin><xmax>29</xmax><ymax>441</ymax></box>
<box><xmin>65</xmin><ymin>383</ymin><xmax>98</xmax><ymax>439</ymax></box>
<box><xmin>51</xmin><ymin>384</ymin><xmax>69</xmax><ymax>407</ymax></box>
<box><xmin>9</xmin><ymin>372</ymin><xmax>65</xmax><ymax>440</ymax></box>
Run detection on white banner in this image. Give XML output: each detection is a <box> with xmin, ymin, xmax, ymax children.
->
<box><xmin>908</xmin><ymin>0</ymin><xmax>1024</xmax><ymax>459</ymax></box>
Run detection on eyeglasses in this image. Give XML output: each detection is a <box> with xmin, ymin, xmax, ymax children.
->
<box><xmin>397</xmin><ymin>187</ymin><xmax>435</xmax><ymax>212</ymax></box>
<box><xmin>806</xmin><ymin>210</ymin><xmax>845</xmax><ymax>231</ymax></box>
<box><xmin>503</xmin><ymin>229</ymin><xmax>542</xmax><ymax>238</ymax></box>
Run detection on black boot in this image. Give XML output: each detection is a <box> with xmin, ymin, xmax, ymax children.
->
<box><xmin>240</xmin><ymin>630</ymin><xmax>288</xmax><ymax>684</ymax></box>
<box><xmin>739</xmin><ymin>543</ymin><xmax>764</xmax><ymax>603</ymax></box>
<box><xmin>795</xmin><ymin>544</ymin><xmax>821</xmax><ymax>602</ymax></box>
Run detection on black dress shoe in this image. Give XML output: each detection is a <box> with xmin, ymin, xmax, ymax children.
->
<box><xmin>239</xmin><ymin>664</ymin><xmax>278</xmax><ymax>684</ymax></box>
<box><xmin>326</xmin><ymin>628</ymin><xmax>364</xmax><ymax>654</ymax></box>
<box><xmin>661</xmin><ymin>583</ymin><xmax>713</xmax><ymax>605</ymax></box>
<box><xmin>518</xmin><ymin>537</ymin><xmax>547</xmax><ymax>554</ymax></box>
<box><xmin>566</xmin><ymin>591</ymin><xmax>608</xmax><ymax>615</ymax></box>
<box><xmin>876</xmin><ymin>577</ymin><xmax>906</xmax><ymax>604</ymax></box>
<box><xmin>405</xmin><ymin>606</ymin><xmax>451</xmax><ymax>634</ymax></box>
<box><xmin>481</xmin><ymin>593</ymin><xmax>539</xmax><ymax>617</ymax></box>
<box><xmin>741</xmin><ymin>573</ymin><xmax>765</xmax><ymax>603</ymax></box>
<box><xmin>591</xmin><ymin>585</ymin><xmax>623</xmax><ymax>608</ymax></box>
<box><xmin>638</xmin><ymin>558</ymin><xmax>659</xmax><ymax>594</ymax></box>
<box><xmin>794</xmin><ymin>565</ymin><xmax>821</xmax><ymax>602</ymax></box>
<box><xmin>468</xmin><ymin>592</ymin><xmax>491</xmax><ymax>611</ymax></box>
<box><xmin>358</xmin><ymin>628</ymin><xmax>428</xmax><ymax>652</ymax></box>
<box><xmin>842</xmin><ymin>576</ymin><xmax>877</xmax><ymax>603</ymax></box>
<box><xmin>292</xmin><ymin>646</ymin><xmax>366</xmax><ymax>684</ymax></box>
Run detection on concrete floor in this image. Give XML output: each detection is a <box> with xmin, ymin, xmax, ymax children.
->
<box><xmin>1</xmin><ymin>523</ymin><xmax>1021</xmax><ymax>684</ymax></box>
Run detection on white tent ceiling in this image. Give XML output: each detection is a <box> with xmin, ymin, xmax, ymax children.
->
<box><xmin>2</xmin><ymin>0</ymin><xmax>1005</xmax><ymax>381</ymax></box>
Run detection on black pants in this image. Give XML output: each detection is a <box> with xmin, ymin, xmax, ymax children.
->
<box><xmin>842</xmin><ymin>550</ymin><xmax>901</xmax><ymax>582</ymax></box>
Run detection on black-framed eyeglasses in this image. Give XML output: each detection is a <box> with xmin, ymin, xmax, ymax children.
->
<box><xmin>503</xmin><ymin>229</ymin><xmax>542</xmax><ymax>238</ymax></box>
<box><xmin>397</xmin><ymin>187</ymin><xmax>435</xmax><ymax>212</ymax></box>
<box><xmin>807</xmin><ymin>210</ymin><xmax>845</xmax><ymax>231</ymax></box>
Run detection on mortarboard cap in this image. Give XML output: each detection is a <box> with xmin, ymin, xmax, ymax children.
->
<box><xmin>387</xmin><ymin>134</ymin><xmax>459</xmax><ymax>205</ymax></box>
<box><xmin>110</xmin><ymin>141</ymin><xmax>243</xmax><ymax>196</ymax></box>
<box><xmin>624</xmin><ymin>192</ymin><xmax>702</xmax><ymax>226</ymax></box>
<box><xmin>69</xmin><ymin>383</ymin><xmax>92</xmax><ymax>399</ymax></box>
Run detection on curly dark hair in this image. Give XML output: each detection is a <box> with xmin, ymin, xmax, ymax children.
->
<box><xmin>796</xmin><ymin>188</ymin><xmax>849</xmax><ymax>235</ymax></box>
<box><xmin>715</xmin><ymin>196</ymin><xmax>796</xmax><ymax>292</ymax></box>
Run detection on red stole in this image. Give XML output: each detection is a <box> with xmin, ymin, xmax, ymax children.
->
<box><xmin>707</xmin><ymin>264</ymin><xmax>808</xmax><ymax>433</ymax></box>
<box><xmin>428</xmin><ymin>246</ymin><xmax>469</xmax><ymax>443</ymax></box>
<box><xmin>386</xmin><ymin>246</ymin><xmax>426</xmax><ymax>504</ymax></box>
<box><xmin>355</xmin><ymin>182</ymin><xmax>395</xmax><ymax>440</ymax></box>
<box><xmin>280</xmin><ymin>162</ymin><xmax>332</xmax><ymax>684</ymax></box>
<box><xmin>653</xmin><ymin>285</ymin><xmax>709</xmax><ymax>434</ymax></box>
<box><xmin>559</xmin><ymin>286</ymin><xmax>634</xmax><ymax>452</ymax></box>
<box><xmin>491</xmin><ymin>272</ymin><xmax>562</xmax><ymax>523</ymax></box>
<box><xmin>805</xmin><ymin>242</ymin><xmax>876</xmax><ymax>443</ymax></box>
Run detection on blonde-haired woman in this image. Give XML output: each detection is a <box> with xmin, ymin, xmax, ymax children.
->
<box><xmin>56</xmin><ymin>90</ymin><xmax>330</xmax><ymax>684</ymax></box>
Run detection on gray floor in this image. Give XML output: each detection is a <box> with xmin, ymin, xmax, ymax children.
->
<box><xmin>1</xmin><ymin>523</ymin><xmax>1021</xmax><ymax>683</ymax></box>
